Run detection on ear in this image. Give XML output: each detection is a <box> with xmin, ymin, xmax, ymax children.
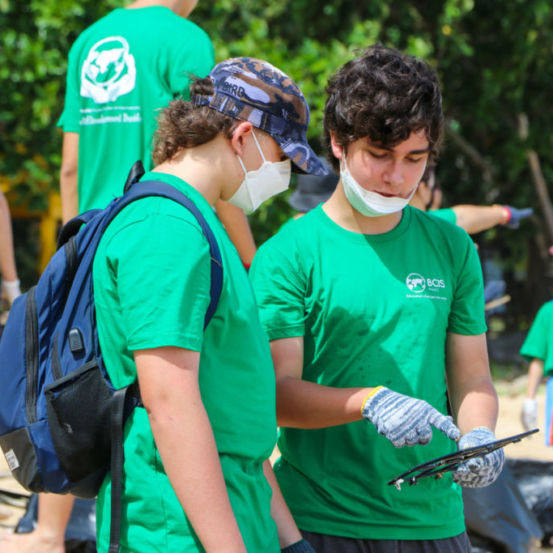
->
<box><xmin>329</xmin><ymin>131</ymin><xmax>344</xmax><ymax>161</ymax></box>
<box><xmin>230</xmin><ymin>121</ymin><xmax>253</xmax><ymax>157</ymax></box>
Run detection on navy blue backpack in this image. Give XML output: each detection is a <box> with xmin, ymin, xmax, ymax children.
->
<box><xmin>0</xmin><ymin>164</ymin><xmax>223</xmax><ymax>552</ymax></box>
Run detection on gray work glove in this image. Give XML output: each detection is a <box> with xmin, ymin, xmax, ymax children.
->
<box><xmin>452</xmin><ymin>427</ymin><xmax>505</xmax><ymax>488</ymax></box>
<box><xmin>281</xmin><ymin>540</ymin><xmax>316</xmax><ymax>553</ymax></box>
<box><xmin>520</xmin><ymin>398</ymin><xmax>538</xmax><ymax>431</ymax></box>
<box><xmin>483</xmin><ymin>279</ymin><xmax>506</xmax><ymax>304</ymax></box>
<box><xmin>361</xmin><ymin>387</ymin><xmax>460</xmax><ymax>447</ymax></box>
<box><xmin>503</xmin><ymin>206</ymin><xmax>533</xmax><ymax>229</ymax></box>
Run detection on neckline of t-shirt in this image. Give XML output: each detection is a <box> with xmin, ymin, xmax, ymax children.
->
<box><xmin>314</xmin><ymin>204</ymin><xmax>412</xmax><ymax>243</ymax></box>
<box><xmin>140</xmin><ymin>170</ymin><xmax>213</xmax><ymax>213</ymax></box>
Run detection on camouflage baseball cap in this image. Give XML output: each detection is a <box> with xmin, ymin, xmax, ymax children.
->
<box><xmin>191</xmin><ymin>57</ymin><xmax>327</xmax><ymax>176</ymax></box>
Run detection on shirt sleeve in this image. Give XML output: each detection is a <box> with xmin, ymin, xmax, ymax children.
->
<box><xmin>448</xmin><ymin>234</ymin><xmax>487</xmax><ymax>335</ymax></box>
<box><xmin>250</xmin><ymin>237</ymin><xmax>306</xmax><ymax>341</ymax></box>
<box><xmin>520</xmin><ymin>303</ymin><xmax>552</xmax><ymax>361</ymax></box>
<box><xmin>104</xmin><ymin>210</ymin><xmax>211</xmax><ymax>351</ymax></box>
<box><xmin>169</xmin><ymin>26</ymin><xmax>214</xmax><ymax>100</ymax></box>
<box><xmin>57</xmin><ymin>42</ymin><xmax>82</xmax><ymax>133</ymax></box>
<box><xmin>429</xmin><ymin>208</ymin><xmax>457</xmax><ymax>225</ymax></box>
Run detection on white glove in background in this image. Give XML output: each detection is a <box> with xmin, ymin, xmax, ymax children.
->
<box><xmin>520</xmin><ymin>398</ymin><xmax>538</xmax><ymax>431</ymax></box>
<box><xmin>1</xmin><ymin>279</ymin><xmax>21</xmax><ymax>307</ymax></box>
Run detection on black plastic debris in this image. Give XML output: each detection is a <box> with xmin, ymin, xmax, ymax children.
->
<box><xmin>464</xmin><ymin>461</ymin><xmax>543</xmax><ymax>553</ymax></box>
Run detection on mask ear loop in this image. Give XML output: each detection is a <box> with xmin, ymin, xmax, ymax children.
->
<box><xmin>250</xmin><ymin>129</ymin><xmax>267</xmax><ymax>163</ymax></box>
<box><xmin>236</xmin><ymin>154</ymin><xmax>248</xmax><ymax>176</ymax></box>
<box><xmin>236</xmin><ymin>128</ymin><xmax>266</xmax><ymax>176</ymax></box>
<box><xmin>338</xmin><ymin>143</ymin><xmax>349</xmax><ymax>174</ymax></box>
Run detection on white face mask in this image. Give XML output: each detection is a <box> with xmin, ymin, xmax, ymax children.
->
<box><xmin>229</xmin><ymin>131</ymin><xmax>291</xmax><ymax>214</ymax></box>
<box><xmin>340</xmin><ymin>155</ymin><xmax>417</xmax><ymax>217</ymax></box>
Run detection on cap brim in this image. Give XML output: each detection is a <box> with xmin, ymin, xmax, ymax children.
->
<box><xmin>275</xmin><ymin>135</ymin><xmax>328</xmax><ymax>176</ymax></box>
<box><xmin>289</xmin><ymin>190</ymin><xmax>330</xmax><ymax>213</ymax></box>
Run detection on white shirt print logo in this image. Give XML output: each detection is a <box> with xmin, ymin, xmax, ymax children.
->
<box><xmin>406</xmin><ymin>273</ymin><xmax>426</xmax><ymax>293</ymax></box>
<box><xmin>406</xmin><ymin>272</ymin><xmax>447</xmax><ymax>301</ymax></box>
<box><xmin>80</xmin><ymin>36</ymin><xmax>136</xmax><ymax>104</ymax></box>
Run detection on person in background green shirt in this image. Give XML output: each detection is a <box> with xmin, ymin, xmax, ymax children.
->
<box><xmin>251</xmin><ymin>44</ymin><xmax>503</xmax><ymax>553</ymax></box>
<box><xmin>519</xmin><ymin>300</ymin><xmax>553</xmax><ymax>446</ymax></box>
<box><xmin>58</xmin><ymin>0</ymin><xmax>214</xmax><ymax>219</ymax></box>
<box><xmin>410</xmin><ymin>165</ymin><xmax>533</xmax><ymax>233</ymax></box>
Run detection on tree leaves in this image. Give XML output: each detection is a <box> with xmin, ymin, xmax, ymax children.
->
<box><xmin>4</xmin><ymin>0</ymin><xmax>553</xmax><ymax>315</ymax></box>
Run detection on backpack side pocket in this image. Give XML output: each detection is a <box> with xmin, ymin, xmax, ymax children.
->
<box><xmin>45</xmin><ymin>361</ymin><xmax>112</xmax><ymax>497</ymax></box>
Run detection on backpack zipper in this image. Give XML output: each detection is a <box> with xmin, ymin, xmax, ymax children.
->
<box><xmin>25</xmin><ymin>287</ymin><xmax>39</xmax><ymax>425</ymax></box>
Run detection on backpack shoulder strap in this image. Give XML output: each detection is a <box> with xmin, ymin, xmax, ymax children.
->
<box><xmin>59</xmin><ymin>159</ymin><xmax>145</xmax><ymax>249</ymax></box>
<box><xmin>108</xmin><ymin>180</ymin><xmax>223</xmax><ymax>328</ymax></box>
<box><xmin>123</xmin><ymin>160</ymin><xmax>145</xmax><ymax>194</ymax></box>
<box><xmin>57</xmin><ymin>209</ymin><xmax>104</xmax><ymax>249</ymax></box>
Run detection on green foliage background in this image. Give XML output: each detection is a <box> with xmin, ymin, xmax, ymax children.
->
<box><xmin>2</xmin><ymin>0</ymin><xmax>553</xmax><ymax>327</ymax></box>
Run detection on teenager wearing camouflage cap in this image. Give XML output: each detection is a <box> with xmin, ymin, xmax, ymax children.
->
<box><xmin>91</xmin><ymin>57</ymin><xmax>322</xmax><ymax>553</ymax></box>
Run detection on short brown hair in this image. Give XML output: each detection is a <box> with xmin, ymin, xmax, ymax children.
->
<box><xmin>324</xmin><ymin>44</ymin><xmax>444</xmax><ymax>172</ymax></box>
<box><xmin>152</xmin><ymin>77</ymin><xmax>237</xmax><ymax>165</ymax></box>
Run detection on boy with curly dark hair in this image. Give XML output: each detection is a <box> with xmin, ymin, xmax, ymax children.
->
<box><xmin>251</xmin><ymin>44</ymin><xmax>503</xmax><ymax>553</ymax></box>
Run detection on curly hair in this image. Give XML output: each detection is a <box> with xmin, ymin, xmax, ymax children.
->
<box><xmin>152</xmin><ymin>77</ymin><xmax>237</xmax><ymax>165</ymax></box>
<box><xmin>324</xmin><ymin>44</ymin><xmax>443</xmax><ymax>172</ymax></box>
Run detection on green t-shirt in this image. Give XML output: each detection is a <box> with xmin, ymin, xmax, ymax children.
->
<box><xmin>250</xmin><ymin>205</ymin><xmax>486</xmax><ymax>540</ymax></box>
<box><xmin>429</xmin><ymin>207</ymin><xmax>457</xmax><ymax>225</ymax></box>
<box><xmin>58</xmin><ymin>7</ymin><xmax>214</xmax><ymax>213</ymax></box>
<box><xmin>520</xmin><ymin>300</ymin><xmax>553</xmax><ymax>376</ymax></box>
<box><xmin>92</xmin><ymin>172</ymin><xmax>279</xmax><ymax>553</ymax></box>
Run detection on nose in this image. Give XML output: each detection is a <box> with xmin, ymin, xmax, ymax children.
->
<box><xmin>383</xmin><ymin>160</ymin><xmax>404</xmax><ymax>188</ymax></box>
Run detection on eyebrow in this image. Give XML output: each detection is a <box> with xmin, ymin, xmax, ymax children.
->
<box><xmin>367</xmin><ymin>142</ymin><xmax>431</xmax><ymax>155</ymax></box>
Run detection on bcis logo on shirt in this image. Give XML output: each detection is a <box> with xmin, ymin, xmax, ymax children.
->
<box><xmin>80</xmin><ymin>36</ymin><xmax>136</xmax><ymax>104</ymax></box>
<box><xmin>406</xmin><ymin>272</ymin><xmax>447</xmax><ymax>300</ymax></box>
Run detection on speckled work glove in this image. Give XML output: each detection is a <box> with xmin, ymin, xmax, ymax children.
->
<box><xmin>520</xmin><ymin>398</ymin><xmax>538</xmax><ymax>431</ymax></box>
<box><xmin>452</xmin><ymin>427</ymin><xmax>505</xmax><ymax>488</ymax></box>
<box><xmin>281</xmin><ymin>539</ymin><xmax>316</xmax><ymax>553</ymax></box>
<box><xmin>361</xmin><ymin>386</ymin><xmax>461</xmax><ymax>447</ymax></box>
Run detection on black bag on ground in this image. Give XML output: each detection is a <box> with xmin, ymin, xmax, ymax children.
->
<box><xmin>507</xmin><ymin>458</ymin><xmax>553</xmax><ymax>547</ymax></box>
<box><xmin>464</xmin><ymin>461</ymin><xmax>542</xmax><ymax>553</ymax></box>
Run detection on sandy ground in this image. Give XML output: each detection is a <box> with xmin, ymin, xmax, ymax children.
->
<box><xmin>495</xmin><ymin>380</ymin><xmax>551</xmax><ymax>460</ymax></box>
<box><xmin>0</xmin><ymin>384</ymin><xmax>550</xmax><ymax>541</ymax></box>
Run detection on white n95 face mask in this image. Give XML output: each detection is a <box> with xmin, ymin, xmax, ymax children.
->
<box><xmin>230</xmin><ymin>131</ymin><xmax>291</xmax><ymax>214</ymax></box>
<box><xmin>340</xmin><ymin>156</ymin><xmax>416</xmax><ymax>217</ymax></box>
